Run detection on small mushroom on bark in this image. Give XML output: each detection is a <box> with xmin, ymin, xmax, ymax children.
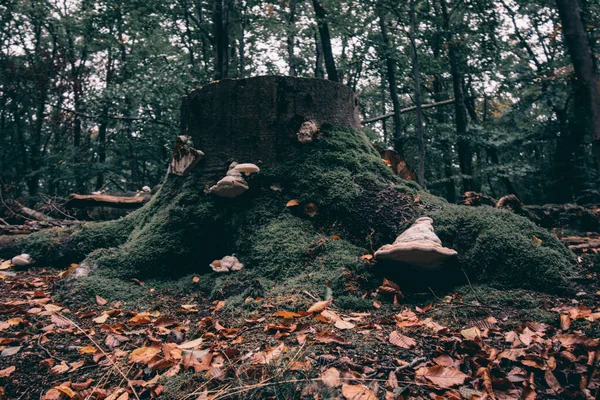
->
<box><xmin>11</xmin><ymin>254</ymin><xmax>33</xmax><ymax>267</ymax></box>
<box><xmin>233</xmin><ymin>163</ymin><xmax>260</xmax><ymax>176</ymax></box>
<box><xmin>210</xmin><ymin>255</ymin><xmax>244</xmax><ymax>273</ymax></box>
<box><xmin>374</xmin><ymin>217</ymin><xmax>457</xmax><ymax>269</ymax></box>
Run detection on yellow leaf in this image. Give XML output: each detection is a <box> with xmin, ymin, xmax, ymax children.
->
<box><xmin>0</xmin><ymin>260</ymin><xmax>13</xmax><ymax>270</ymax></box>
<box><xmin>93</xmin><ymin>314</ymin><xmax>109</xmax><ymax>324</ymax></box>
<box><xmin>56</xmin><ymin>386</ymin><xmax>76</xmax><ymax>398</ymax></box>
<box><xmin>307</xmin><ymin>300</ymin><xmax>329</xmax><ymax>313</ymax></box>
<box><xmin>286</xmin><ymin>199</ymin><xmax>300</xmax><ymax>207</ymax></box>
<box><xmin>361</xmin><ymin>254</ymin><xmax>373</xmax><ymax>260</ymax></box>
<box><xmin>129</xmin><ymin>346</ymin><xmax>160</xmax><ymax>364</ymax></box>
<box><xmin>460</xmin><ymin>326</ymin><xmax>481</xmax><ymax>340</ymax></box>
<box><xmin>79</xmin><ymin>346</ymin><xmax>97</xmax><ymax>354</ymax></box>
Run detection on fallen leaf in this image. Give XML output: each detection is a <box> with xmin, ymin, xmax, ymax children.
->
<box><xmin>179</xmin><ymin>337</ymin><xmax>203</xmax><ymax>349</ymax></box>
<box><xmin>461</xmin><ymin>326</ymin><xmax>481</xmax><ymax>340</ymax></box>
<box><xmin>93</xmin><ymin>314</ymin><xmax>109</xmax><ymax>324</ymax></box>
<box><xmin>251</xmin><ymin>342</ymin><xmax>285</xmax><ymax>364</ymax></box>
<box><xmin>341</xmin><ymin>384</ymin><xmax>377</xmax><ymax>400</ymax></box>
<box><xmin>335</xmin><ymin>320</ymin><xmax>355</xmax><ymax>330</ymax></box>
<box><xmin>1</xmin><ymin>346</ymin><xmax>21</xmax><ymax>357</ymax></box>
<box><xmin>286</xmin><ymin>199</ymin><xmax>300</xmax><ymax>207</ymax></box>
<box><xmin>320</xmin><ymin>367</ymin><xmax>341</xmax><ymax>387</ymax></box>
<box><xmin>304</xmin><ymin>202</ymin><xmax>318</xmax><ymax>217</ymax></box>
<box><xmin>51</xmin><ymin>313</ymin><xmax>72</xmax><ymax>328</ymax></box>
<box><xmin>415</xmin><ymin>365</ymin><xmax>468</xmax><ymax>388</ymax></box>
<box><xmin>273</xmin><ymin>311</ymin><xmax>302</xmax><ymax>318</ymax></box>
<box><xmin>307</xmin><ymin>300</ymin><xmax>329</xmax><ymax>313</ymax></box>
<box><xmin>0</xmin><ymin>260</ymin><xmax>12</xmax><ymax>270</ymax></box>
<box><xmin>105</xmin><ymin>334</ymin><xmax>129</xmax><ymax>349</ymax></box>
<box><xmin>389</xmin><ymin>331</ymin><xmax>416</xmax><ymax>349</ymax></box>
<box><xmin>361</xmin><ymin>254</ymin><xmax>373</xmax><ymax>260</ymax></box>
<box><xmin>79</xmin><ymin>346</ymin><xmax>97</xmax><ymax>354</ymax></box>
<box><xmin>315</xmin><ymin>331</ymin><xmax>349</xmax><ymax>345</ymax></box>
<box><xmin>129</xmin><ymin>347</ymin><xmax>160</xmax><ymax>364</ymax></box>
<box><xmin>55</xmin><ymin>386</ymin><xmax>76</xmax><ymax>398</ymax></box>
<box><xmin>95</xmin><ymin>295</ymin><xmax>108</xmax><ymax>306</ymax></box>
<box><xmin>0</xmin><ymin>365</ymin><xmax>15</xmax><ymax>377</ymax></box>
<box><xmin>560</xmin><ymin>313</ymin><xmax>570</xmax><ymax>330</ymax></box>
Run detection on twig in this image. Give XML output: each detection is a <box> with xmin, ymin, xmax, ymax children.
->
<box><xmin>56</xmin><ymin>313</ymin><xmax>141</xmax><ymax>400</ymax></box>
<box><xmin>37</xmin><ymin>334</ymin><xmax>64</xmax><ymax>362</ymax></box>
<box><xmin>302</xmin><ymin>290</ymin><xmax>321</xmax><ymax>302</ymax></box>
<box><xmin>395</xmin><ymin>356</ymin><xmax>427</xmax><ymax>371</ymax></box>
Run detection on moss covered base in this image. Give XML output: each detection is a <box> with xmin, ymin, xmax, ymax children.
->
<box><xmin>6</xmin><ymin>128</ymin><xmax>576</xmax><ymax>304</ymax></box>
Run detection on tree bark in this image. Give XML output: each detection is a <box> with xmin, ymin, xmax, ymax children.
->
<box><xmin>286</xmin><ymin>0</ymin><xmax>297</xmax><ymax>76</ymax></box>
<box><xmin>440</xmin><ymin>0</ymin><xmax>473</xmax><ymax>193</ymax></box>
<box><xmin>409</xmin><ymin>0</ymin><xmax>425</xmax><ymax>186</ymax></box>
<box><xmin>556</xmin><ymin>0</ymin><xmax>600</xmax><ymax>172</ymax></box>
<box><xmin>377</xmin><ymin>0</ymin><xmax>403</xmax><ymax>153</ymax></box>
<box><xmin>311</xmin><ymin>0</ymin><xmax>339</xmax><ymax>82</ymax></box>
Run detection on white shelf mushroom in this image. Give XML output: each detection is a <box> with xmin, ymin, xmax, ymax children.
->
<box><xmin>210</xmin><ymin>255</ymin><xmax>244</xmax><ymax>273</ymax></box>
<box><xmin>374</xmin><ymin>217</ymin><xmax>457</xmax><ymax>270</ymax></box>
<box><xmin>233</xmin><ymin>163</ymin><xmax>260</xmax><ymax>176</ymax></box>
<box><xmin>11</xmin><ymin>254</ymin><xmax>33</xmax><ymax>267</ymax></box>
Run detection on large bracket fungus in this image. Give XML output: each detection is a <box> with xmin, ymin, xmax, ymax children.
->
<box><xmin>375</xmin><ymin>217</ymin><xmax>457</xmax><ymax>270</ymax></box>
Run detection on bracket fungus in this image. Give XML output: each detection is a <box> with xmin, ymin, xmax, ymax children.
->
<box><xmin>210</xmin><ymin>255</ymin><xmax>244</xmax><ymax>273</ymax></box>
<box><xmin>168</xmin><ymin>135</ymin><xmax>205</xmax><ymax>176</ymax></box>
<box><xmin>209</xmin><ymin>162</ymin><xmax>259</xmax><ymax>198</ymax></box>
<box><xmin>233</xmin><ymin>163</ymin><xmax>260</xmax><ymax>176</ymax></box>
<box><xmin>374</xmin><ymin>217</ymin><xmax>457</xmax><ymax>270</ymax></box>
<box><xmin>11</xmin><ymin>254</ymin><xmax>33</xmax><ymax>267</ymax></box>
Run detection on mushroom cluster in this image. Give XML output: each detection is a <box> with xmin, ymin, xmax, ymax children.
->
<box><xmin>374</xmin><ymin>217</ymin><xmax>457</xmax><ymax>270</ymax></box>
<box><xmin>210</xmin><ymin>255</ymin><xmax>244</xmax><ymax>273</ymax></box>
<box><xmin>296</xmin><ymin>120</ymin><xmax>320</xmax><ymax>144</ymax></box>
<box><xmin>209</xmin><ymin>162</ymin><xmax>259</xmax><ymax>198</ymax></box>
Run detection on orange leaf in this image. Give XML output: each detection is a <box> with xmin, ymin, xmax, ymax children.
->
<box><xmin>341</xmin><ymin>384</ymin><xmax>377</xmax><ymax>400</ymax></box>
<box><xmin>273</xmin><ymin>311</ymin><xmax>302</xmax><ymax>318</ymax></box>
<box><xmin>129</xmin><ymin>347</ymin><xmax>160</xmax><ymax>364</ymax></box>
<box><xmin>307</xmin><ymin>300</ymin><xmax>329</xmax><ymax>313</ymax></box>
<box><xmin>286</xmin><ymin>199</ymin><xmax>300</xmax><ymax>207</ymax></box>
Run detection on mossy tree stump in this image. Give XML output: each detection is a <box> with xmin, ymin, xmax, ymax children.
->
<box><xmin>0</xmin><ymin>76</ymin><xmax>576</xmax><ymax>302</ymax></box>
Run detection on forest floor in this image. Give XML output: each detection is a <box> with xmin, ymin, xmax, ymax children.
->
<box><xmin>0</xmin><ymin>246</ymin><xmax>599</xmax><ymax>400</ymax></box>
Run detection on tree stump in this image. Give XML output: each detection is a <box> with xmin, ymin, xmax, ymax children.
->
<box><xmin>181</xmin><ymin>76</ymin><xmax>361</xmax><ymax>186</ymax></box>
<box><xmin>0</xmin><ymin>76</ymin><xmax>576</xmax><ymax>303</ymax></box>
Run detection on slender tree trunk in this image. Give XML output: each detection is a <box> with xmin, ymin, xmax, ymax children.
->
<box><xmin>556</xmin><ymin>0</ymin><xmax>600</xmax><ymax>172</ymax></box>
<box><xmin>212</xmin><ymin>0</ymin><xmax>228</xmax><ymax>80</ymax></box>
<box><xmin>315</xmin><ymin>31</ymin><xmax>325</xmax><ymax>78</ymax></box>
<box><xmin>377</xmin><ymin>0</ymin><xmax>403</xmax><ymax>153</ymax></box>
<box><xmin>409</xmin><ymin>0</ymin><xmax>425</xmax><ymax>186</ymax></box>
<box><xmin>441</xmin><ymin>0</ymin><xmax>473</xmax><ymax>193</ymax></box>
<box><xmin>286</xmin><ymin>0</ymin><xmax>297</xmax><ymax>76</ymax></box>
<box><xmin>311</xmin><ymin>0</ymin><xmax>338</xmax><ymax>82</ymax></box>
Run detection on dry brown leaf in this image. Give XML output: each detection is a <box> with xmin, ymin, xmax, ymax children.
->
<box><xmin>304</xmin><ymin>202</ymin><xmax>318</xmax><ymax>217</ymax></box>
<box><xmin>307</xmin><ymin>300</ymin><xmax>329</xmax><ymax>313</ymax></box>
<box><xmin>335</xmin><ymin>320</ymin><xmax>355</xmax><ymax>330</ymax></box>
<box><xmin>251</xmin><ymin>342</ymin><xmax>285</xmax><ymax>364</ymax></box>
<box><xmin>129</xmin><ymin>347</ymin><xmax>160</xmax><ymax>364</ymax></box>
<box><xmin>460</xmin><ymin>326</ymin><xmax>481</xmax><ymax>340</ymax></box>
<box><xmin>389</xmin><ymin>331</ymin><xmax>416</xmax><ymax>349</ymax></box>
<box><xmin>544</xmin><ymin>370</ymin><xmax>562</xmax><ymax>393</ymax></box>
<box><xmin>93</xmin><ymin>313</ymin><xmax>109</xmax><ymax>324</ymax></box>
<box><xmin>320</xmin><ymin>367</ymin><xmax>341</xmax><ymax>387</ymax></box>
<box><xmin>361</xmin><ymin>254</ymin><xmax>373</xmax><ymax>260</ymax></box>
<box><xmin>315</xmin><ymin>331</ymin><xmax>350</xmax><ymax>345</ymax></box>
<box><xmin>560</xmin><ymin>313</ymin><xmax>570</xmax><ymax>330</ymax></box>
<box><xmin>0</xmin><ymin>260</ymin><xmax>12</xmax><ymax>270</ymax></box>
<box><xmin>179</xmin><ymin>337</ymin><xmax>203</xmax><ymax>349</ymax></box>
<box><xmin>320</xmin><ymin>310</ymin><xmax>342</xmax><ymax>322</ymax></box>
<box><xmin>51</xmin><ymin>313</ymin><xmax>72</xmax><ymax>328</ymax></box>
<box><xmin>55</xmin><ymin>386</ymin><xmax>76</xmax><ymax>398</ymax></box>
<box><xmin>95</xmin><ymin>295</ymin><xmax>108</xmax><ymax>306</ymax></box>
<box><xmin>0</xmin><ymin>365</ymin><xmax>15</xmax><ymax>377</ymax></box>
<box><xmin>341</xmin><ymin>384</ymin><xmax>377</xmax><ymax>400</ymax></box>
<box><xmin>105</xmin><ymin>334</ymin><xmax>129</xmax><ymax>349</ymax></box>
<box><xmin>415</xmin><ymin>365</ymin><xmax>468</xmax><ymax>388</ymax></box>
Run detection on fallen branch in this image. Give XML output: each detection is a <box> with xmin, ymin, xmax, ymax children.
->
<box><xmin>15</xmin><ymin>201</ymin><xmax>61</xmax><ymax>225</ymax></box>
<box><xmin>362</xmin><ymin>99</ymin><xmax>455</xmax><ymax>124</ymax></box>
<box><xmin>65</xmin><ymin>193</ymin><xmax>150</xmax><ymax>209</ymax></box>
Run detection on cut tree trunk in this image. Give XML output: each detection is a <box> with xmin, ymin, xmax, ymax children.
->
<box><xmin>0</xmin><ymin>76</ymin><xmax>576</xmax><ymax>300</ymax></box>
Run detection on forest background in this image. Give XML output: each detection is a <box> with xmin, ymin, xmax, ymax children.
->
<box><xmin>1</xmin><ymin>0</ymin><xmax>599</xmax><ymax>206</ymax></box>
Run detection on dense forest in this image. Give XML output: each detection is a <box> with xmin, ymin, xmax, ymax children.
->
<box><xmin>1</xmin><ymin>0</ymin><xmax>599</xmax><ymax>205</ymax></box>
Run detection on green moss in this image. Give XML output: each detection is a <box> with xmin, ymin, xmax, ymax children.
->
<box><xmin>429</xmin><ymin>205</ymin><xmax>575</xmax><ymax>290</ymax></box>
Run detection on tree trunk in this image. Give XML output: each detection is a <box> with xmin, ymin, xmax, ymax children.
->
<box><xmin>440</xmin><ymin>0</ymin><xmax>473</xmax><ymax>193</ymax></box>
<box><xmin>377</xmin><ymin>0</ymin><xmax>403</xmax><ymax>153</ymax></box>
<box><xmin>409</xmin><ymin>0</ymin><xmax>425</xmax><ymax>187</ymax></box>
<box><xmin>311</xmin><ymin>0</ymin><xmax>339</xmax><ymax>82</ymax></box>
<box><xmin>286</xmin><ymin>0</ymin><xmax>297</xmax><ymax>76</ymax></box>
<box><xmin>556</xmin><ymin>0</ymin><xmax>600</xmax><ymax>172</ymax></box>
<box><xmin>314</xmin><ymin>31</ymin><xmax>325</xmax><ymax>78</ymax></box>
